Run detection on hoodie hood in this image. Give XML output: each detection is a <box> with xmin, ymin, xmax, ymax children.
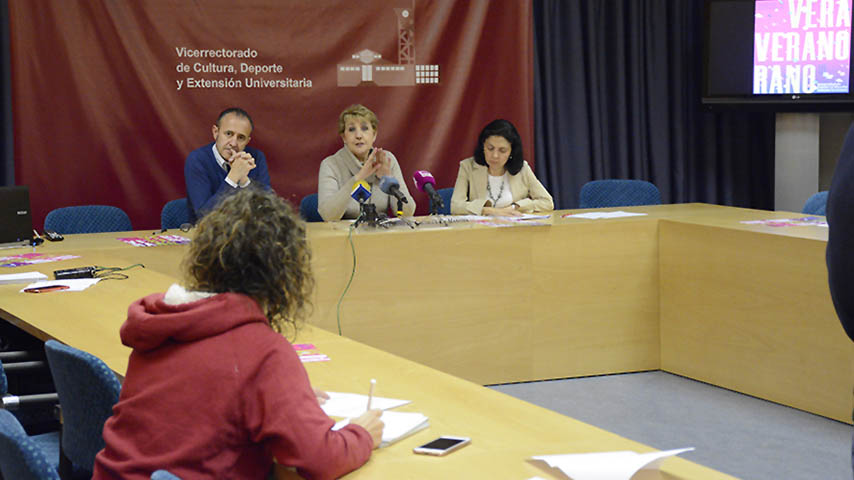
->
<box><xmin>121</xmin><ymin>284</ymin><xmax>269</xmax><ymax>352</ymax></box>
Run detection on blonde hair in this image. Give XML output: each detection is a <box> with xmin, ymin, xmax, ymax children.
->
<box><xmin>338</xmin><ymin>104</ymin><xmax>378</xmax><ymax>135</ymax></box>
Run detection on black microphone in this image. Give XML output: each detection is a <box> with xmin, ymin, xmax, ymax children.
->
<box><xmin>379</xmin><ymin>176</ymin><xmax>408</xmax><ymax>204</ymax></box>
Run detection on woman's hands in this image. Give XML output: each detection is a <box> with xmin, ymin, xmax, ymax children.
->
<box><xmin>482</xmin><ymin>205</ymin><xmax>523</xmax><ymax>217</ymax></box>
<box><xmin>353</xmin><ymin>148</ymin><xmax>391</xmax><ymax>182</ymax></box>
<box><xmin>350</xmin><ymin>409</ymin><xmax>385</xmax><ymax>449</ymax></box>
<box><xmin>313</xmin><ymin>388</ymin><xmax>330</xmax><ymax>405</ymax></box>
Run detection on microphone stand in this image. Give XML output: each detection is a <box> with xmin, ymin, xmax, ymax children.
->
<box><xmin>354</xmin><ymin>202</ymin><xmax>382</xmax><ymax>229</ymax></box>
<box><xmin>382</xmin><ymin>198</ymin><xmax>416</xmax><ymax>229</ymax></box>
<box><xmin>428</xmin><ymin>196</ymin><xmax>440</xmax><ymax>215</ymax></box>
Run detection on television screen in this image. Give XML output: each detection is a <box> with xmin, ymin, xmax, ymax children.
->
<box><xmin>703</xmin><ymin>0</ymin><xmax>854</xmax><ymax>110</ymax></box>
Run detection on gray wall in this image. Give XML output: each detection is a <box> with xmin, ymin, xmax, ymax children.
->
<box><xmin>775</xmin><ymin>112</ymin><xmax>853</xmax><ymax>213</ymax></box>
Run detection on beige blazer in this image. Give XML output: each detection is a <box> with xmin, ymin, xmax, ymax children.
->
<box><xmin>450</xmin><ymin>157</ymin><xmax>554</xmax><ymax>215</ymax></box>
<box><xmin>317</xmin><ymin>146</ymin><xmax>416</xmax><ymax>221</ymax></box>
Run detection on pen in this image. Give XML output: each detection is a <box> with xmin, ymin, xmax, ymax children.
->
<box><xmin>366</xmin><ymin>378</ymin><xmax>376</xmax><ymax>411</ymax></box>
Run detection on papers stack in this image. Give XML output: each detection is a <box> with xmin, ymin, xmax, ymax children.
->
<box><xmin>0</xmin><ymin>271</ymin><xmax>47</xmax><ymax>285</ymax></box>
<box><xmin>563</xmin><ymin>211</ymin><xmax>648</xmax><ymax>220</ymax></box>
<box><xmin>321</xmin><ymin>392</ymin><xmax>410</xmax><ymax>418</ymax></box>
<box><xmin>19</xmin><ymin>278</ymin><xmax>101</xmax><ymax>292</ymax></box>
<box><xmin>377</xmin><ymin>411</ymin><xmax>430</xmax><ymax>447</ymax></box>
<box><xmin>531</xmin><ymin>447</ymin><xmax>694</xmax><ymax>480</ymax></box>
<box><xmin>328</xmin><ymin>392</ymin><xmax>429</xmax><ymax>448</ymax></box>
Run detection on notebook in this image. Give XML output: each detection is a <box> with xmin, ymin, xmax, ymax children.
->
<box><xmin>0</xmin><ymin>186</ymin><xmax>33</xmax><ymax>248</ymax></box>
<box><xmin>333</xmin><ymin>410</ymin><xmax>430</xmax><ymax>448</ymax></box>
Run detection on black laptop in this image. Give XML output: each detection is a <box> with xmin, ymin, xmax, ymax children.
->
<box><xmin>0</xmin><ymin>186</ymin><xmax>33</xmax><ymax>248</ymax></box>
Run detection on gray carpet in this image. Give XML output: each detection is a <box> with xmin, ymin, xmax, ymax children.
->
<box><xmin>490</xmin><ymin>371</ymin><xmax>850</xmax><ymax>480</ymax></box>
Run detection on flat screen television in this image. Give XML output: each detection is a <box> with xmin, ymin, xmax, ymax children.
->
<box><xmin>703</xmin><ymin>0</ymin><xmax>854</xmax><ymax>111</ymax></box>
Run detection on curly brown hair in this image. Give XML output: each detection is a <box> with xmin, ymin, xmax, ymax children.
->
<box><xmin>181</xmin><ymin>187</ymin><xmax>314</xmax><ymax>336</ymax></box>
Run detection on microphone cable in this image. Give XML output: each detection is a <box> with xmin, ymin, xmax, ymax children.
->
<box><xmin>336</xmin><ymin>224</ymin><xmax>358</xmax><ymax>335</ymax></box>
<box><xmin>92</xmin><ymin>263</ymin><xmax>145</xmax><ymax>280</ymax></box>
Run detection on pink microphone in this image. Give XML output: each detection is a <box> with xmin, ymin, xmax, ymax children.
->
<box><xmin>413</xmin><ymin>170</ymin><xmax>444</xmax><ymax>212</ymax></box>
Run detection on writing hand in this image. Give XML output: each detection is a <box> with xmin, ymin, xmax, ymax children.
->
<box><xmin>350</xmin><ymin>409</ymin><xmax>384</xmax><ymax>449</ymax></box>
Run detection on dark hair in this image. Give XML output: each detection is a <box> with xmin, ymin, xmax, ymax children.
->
<box><xmin>181</xmin><ymin>188</ymin><xmax>313</xmax><ymax>336</ymax></box>
<box><xmin>216</xmin><ymin>107</ymin><xmax>254</xmax><ymax>131</ymax></box>
<box><xmin>473</xmin><ymin>119</ymin><xmax>524</xmax><ymax>175</ymax></box>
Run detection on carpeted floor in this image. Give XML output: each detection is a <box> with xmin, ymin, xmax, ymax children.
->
<box><xmin>490</xmin><ymin>371</ymin><xmax>850</xmax><ymax>480</ymax></box>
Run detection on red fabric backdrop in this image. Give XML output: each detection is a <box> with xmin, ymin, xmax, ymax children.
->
<box><xmin>8</xmin><ymin>0</ymin><xmax>533</xmax><ymax>229</ymax></box>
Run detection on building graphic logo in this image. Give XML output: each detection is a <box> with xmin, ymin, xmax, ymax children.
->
<box><xmin>337</xmin><ymin>4</ymin><xmax>440</xmax><ymax>87</ymax></box>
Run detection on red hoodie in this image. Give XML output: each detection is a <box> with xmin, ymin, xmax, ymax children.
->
<box><xmin>92</xmin><ymin>289</ymin><xmax>373</xmax><ymax>480</ymax></box>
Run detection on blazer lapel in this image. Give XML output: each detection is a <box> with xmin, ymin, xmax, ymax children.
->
<box><xmin>472</xmin><ymin>162</ymin><xmax>489</xmax><ymax>200</ymax></box>
<box><xmin>507</xmin><ymin>168</ymin><xmax>526</xmax><ymax>202</ymax></box>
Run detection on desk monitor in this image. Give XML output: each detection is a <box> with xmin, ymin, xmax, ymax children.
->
<box><xmin>0</xmin><ymin>186</ymin><xmax>33</xmax><ymax>249</ymax></box>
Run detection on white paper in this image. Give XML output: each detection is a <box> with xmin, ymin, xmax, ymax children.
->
<box><xmin>321</xmin><ymin>391</ymin><xmax>410</xmax><ymax>418</ymax></box>
<box><xmin>531</xmin><ymin>447</ymin><xmax>694</xmax><ymax>480</ymax></box>
<box><xmin>0</xmin><ymin>271</ymin><xmax>48</xmax><ymax>285</ymax></box>
<box><xmin>332</xmin><ymin>410</ymin><xmax>429</xmax><ymax>448</ymax></box>
<box><xmin>421</xmin><ymin>215</ymin><xmax>491</xmax><ymax>224</ymax></box>
<box><xmin>565</xmin><ymin>211</ymin><xmax>648</xmax><ymax>220</ymax></box>
<box><xmin>20</xmin><ymin>278</ymin><xmax>101</xmax><ymax>292</ymax></box>
<box><xmin>508</xmin><ymin>214</ymin><xmax>552</xmax><ymax>221</ymax></box>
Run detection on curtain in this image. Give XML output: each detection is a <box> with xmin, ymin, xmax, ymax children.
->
<box><xmin>532</xmin><ymin>0</ymin><xmax>775</xmax><ymax>209</ymax></box>
<box><xmin>1</xmin><ymin>0</ymin><xmax>11</xmax><ymax>186</ymax></box>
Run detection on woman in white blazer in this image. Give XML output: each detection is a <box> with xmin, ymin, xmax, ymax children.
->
<box><xmin>451</xmin><ymin>119</ymin><xmax>554</xmax><ymax>216</ymax></box>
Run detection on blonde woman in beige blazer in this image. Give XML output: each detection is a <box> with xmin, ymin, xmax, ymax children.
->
<box><xmin>451</xmin><ymin>119</ymin><xmax>554</xmax><ymax>216</ymax></box>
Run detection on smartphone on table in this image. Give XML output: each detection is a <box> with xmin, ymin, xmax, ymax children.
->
<box><xmin>412</xmin><ymin>436</ymin><xmax>471</xmax><ymax>456</ymax></box>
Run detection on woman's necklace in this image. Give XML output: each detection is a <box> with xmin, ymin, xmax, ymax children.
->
<box><xmin>487</xmin><ymin>174</ymin><xmax>506</xmax><ymax>206</ymax></box>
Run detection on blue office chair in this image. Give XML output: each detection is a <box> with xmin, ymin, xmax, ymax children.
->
<box><xmin>0</xmin><ymin>409</ymin><xmax>61</xmax><ymax>480</ymax></box>
<box><xmin>44</xmin><ymin>205</ymin><xmax>132</xmax><ymax>234</ymax></box>
<box><xmin>0</xmin><ymin>358</ymin><xmax>61</xmax><ymax>478</ymax></box>
<box><xmin>161</xmin><ymin>198</ymin><xmax>191</xmax><ymax>230</ymax></box>
<box><xmin>44</xmin><ymin>340</ymin><xmax>122</xmax><ymax>479</ymax></box>
<box><xmin>151</xmin><ymin>470</ymin><xmax>183</xmax><ymax>480</ymax></box>
<box><xmin>1</xmin><ymin>355</ymin><xmax>60</xmax><ymax>434</ymax></box>
<box><xmin>801</xmin><ymin>191</ymin><xmax>828</xmax><ymax>215</ymax></box>
<box><xmin>578</xmin><ymin>179</ymin><xmax>662</xmax><ymax>208</ymax></box>
<box><xmin>299</xmin><ymin>193</ymin><xmax>324</xmax><ymax>222</ymax></box>
<box><xmin>437</xmin><ymin>187</ymin><xmax>453</xmax><ymax>215</ymax></box>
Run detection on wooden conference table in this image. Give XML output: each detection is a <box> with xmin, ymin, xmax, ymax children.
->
<box><xmin>1</xmin><ymin>203</ymin><xmax>849</xmax><ymax>425</ymax></box>
<box><xmin>2</xmin><ymin>203</ymin><xmax>849</xmax><ymax>425</ymax></box>
<box><xmin>303</xmin><ymin>203</ymin><xmax>847</xmax><ymax>424</ymax></box>
<box><xmin>0</xmin><ymin>225</ymin><xmax>740</xmax><ymax>478</ymax></box>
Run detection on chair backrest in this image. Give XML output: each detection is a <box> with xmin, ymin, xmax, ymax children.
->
<box><xmin>0</xmin><ymin>409</ymin><xmax>61</xmax><ymax>480</ymax></box>
<box><xmin>152</xmin><ymin>469</ymin><xmax>183</xmax><ymax>480</ymax></box>
<box><xmin>801</xmin><ymin>191</ymin><xmax>828</xmax><ymax>215</ymax></box>
<box><xmin>578</xmin><ymin>179</ymin><xmax>662</xmax><ymax>208</ymax></box>
<box><xmin>299</xmin><ymin>193</ymin><xmax>324</xmax><ymax>222</ymax></box>
<box><xmin>44</xmin><ymin>340</ymin><xmax>121</xmax><ymax>472</ymax></box>
<box><xmin>437</xmin><ymin>188</ymin><xmax>453</xmax><ymax>215</ymax></box>
<box><xmin>161</xmin><ymin>198</ymin><xmax>191</xmax><ymax>230</ymax></box>
<box><xmin>44</xmin><ymin>205</ymin><xmax>132</xmax><ymax>234</ymax></box>
<box><xmin>0</xmin><ymin>360</ymin><xmax>7</xmax><ymax>397</ymax></box>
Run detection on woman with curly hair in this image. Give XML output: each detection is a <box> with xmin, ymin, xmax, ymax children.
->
<box><xmin>93</xmin><ymin>188</ymin><xmax>383</xmax><ymax>480</ymax></box>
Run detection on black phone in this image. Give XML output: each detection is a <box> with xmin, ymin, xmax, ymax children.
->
<box><xmin>44</xmin><ymin>230</ymin><xmax>64</xmax><ymax>241</ymax></box>
<box><xmin>413</xmin><ymin>436</ymin><xmax>470</xmax><ymax>456</ymax></box>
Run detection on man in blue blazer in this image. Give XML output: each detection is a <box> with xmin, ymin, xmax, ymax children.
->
<box><xmin>184</xmin><ymin>107</ymin><xmax>271</xmax><ymax>222</ymax></box>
